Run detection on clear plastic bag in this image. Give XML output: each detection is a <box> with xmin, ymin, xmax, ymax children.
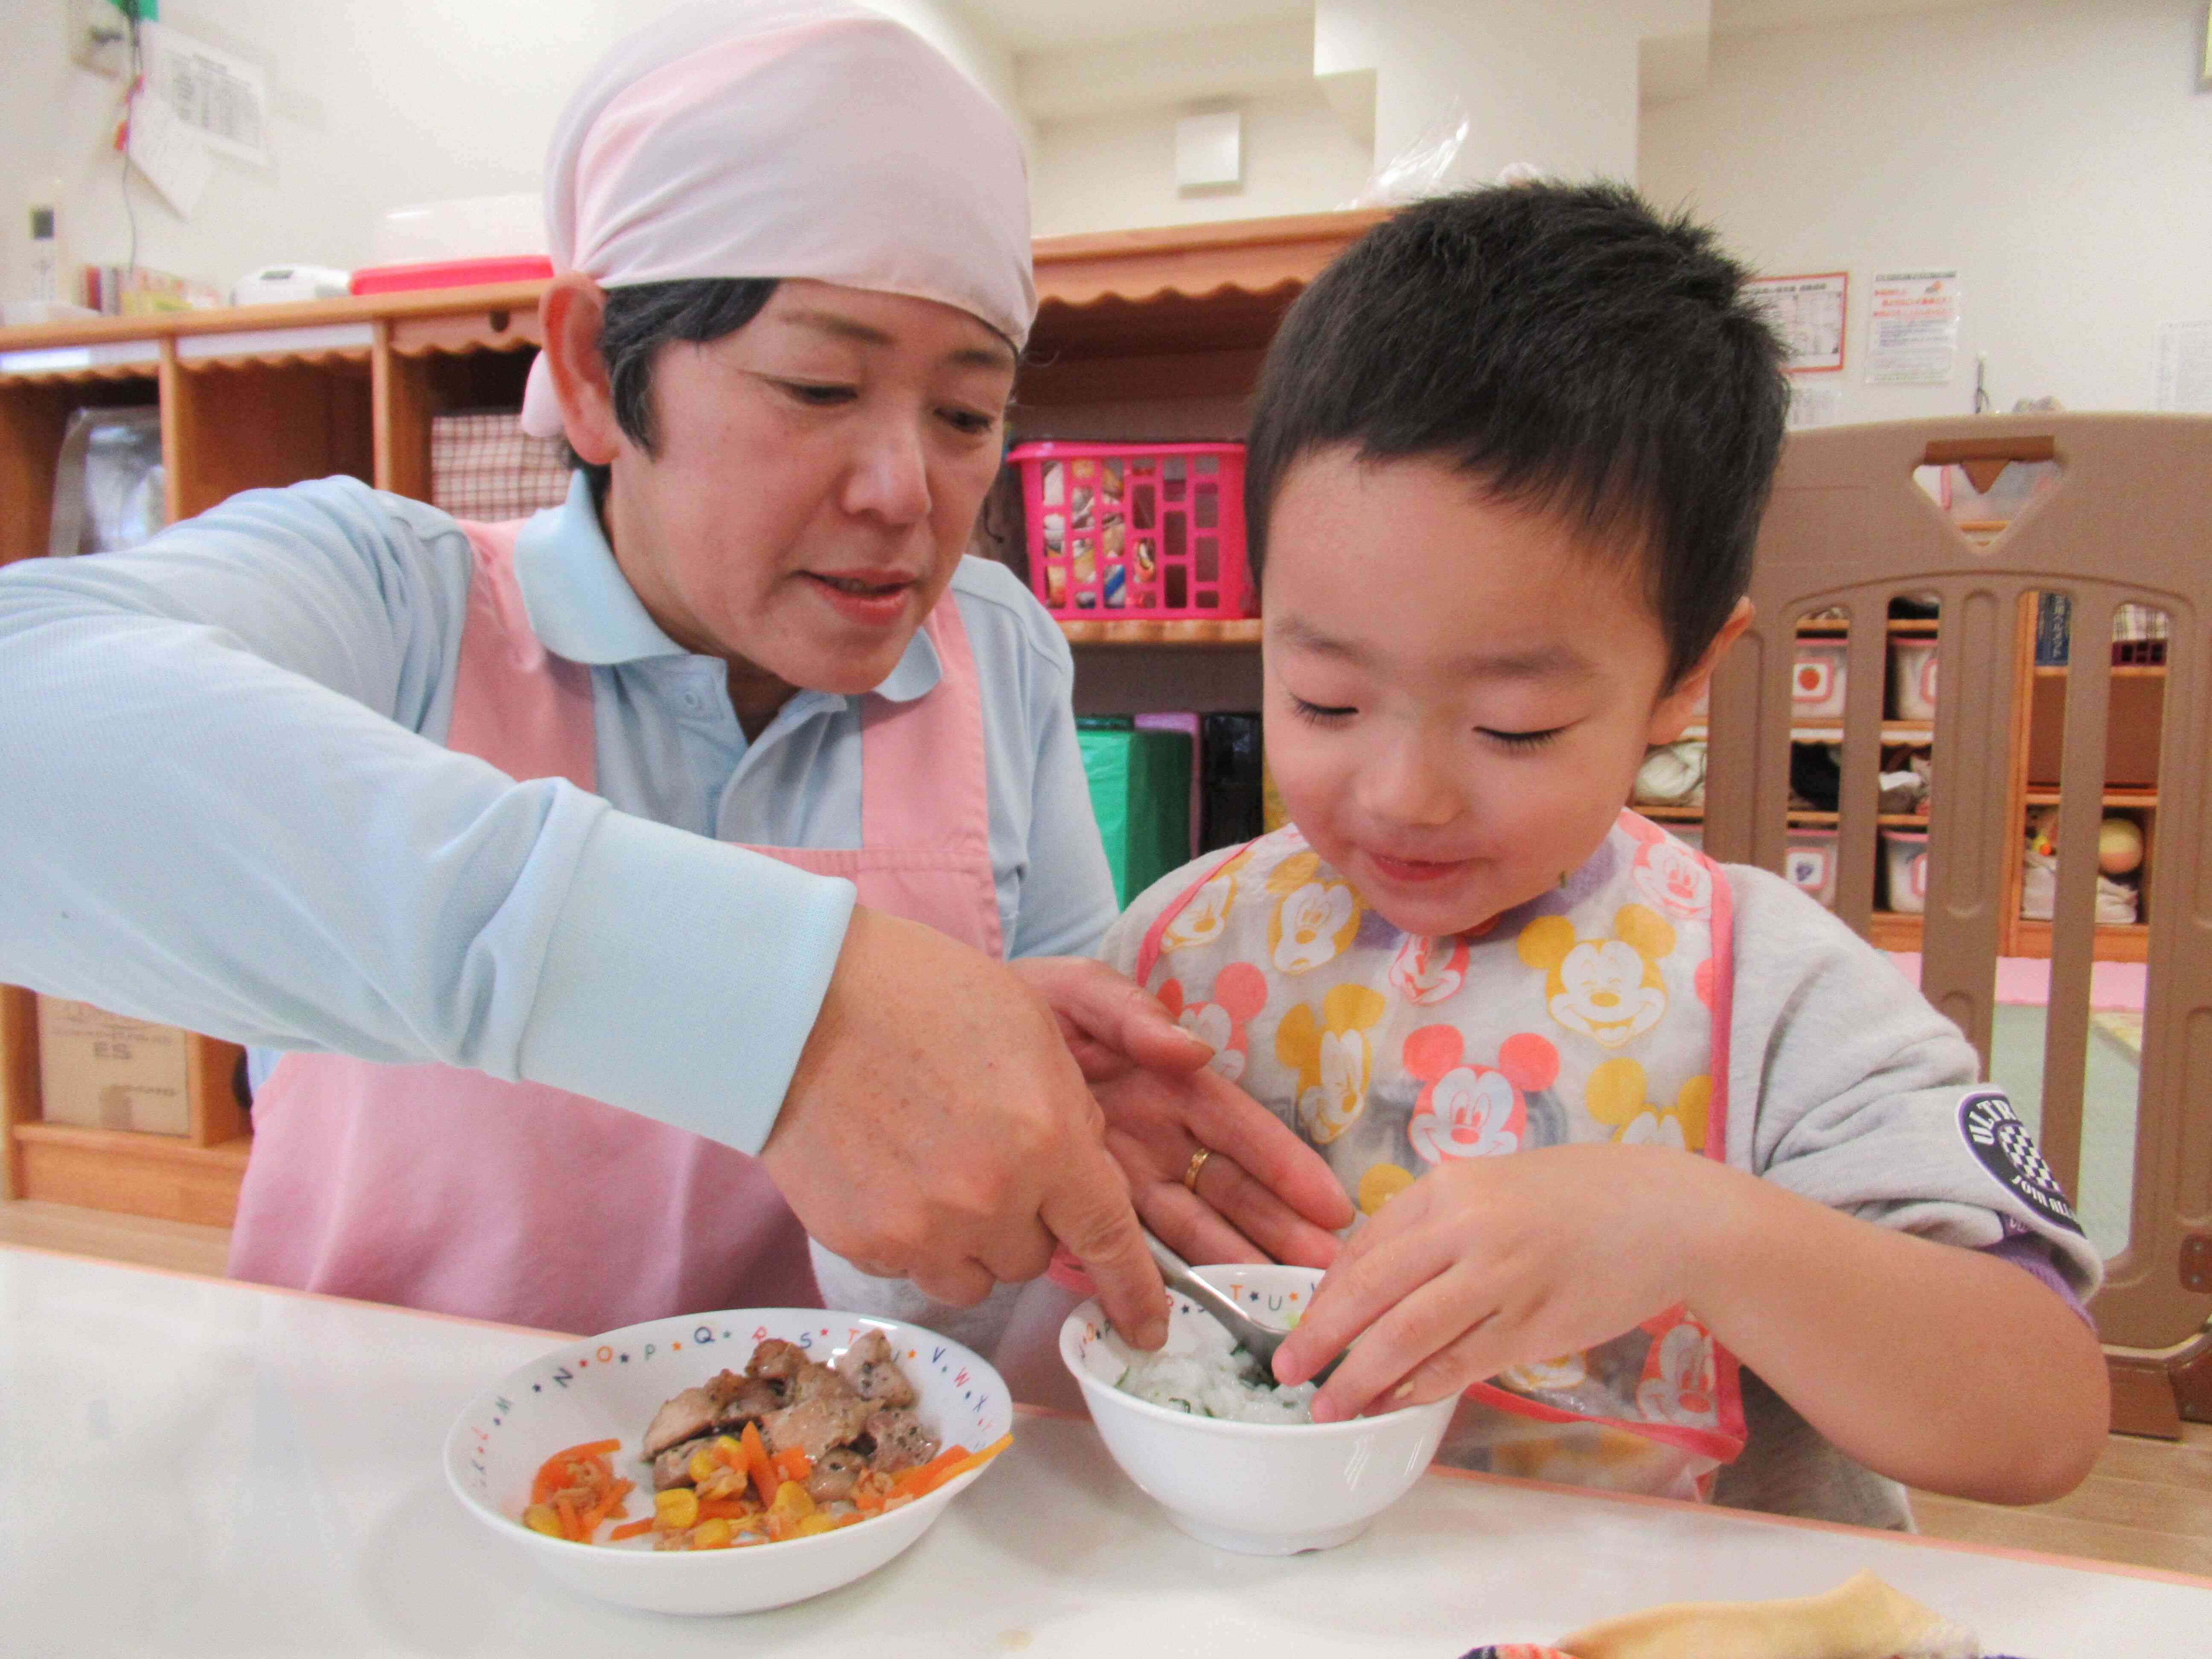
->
<box><xmin>1343</xmin><ymin>99</ymin><xmax>1470</xmax><ymax>208</ymax></box>
<box><xmin>48</xmin><ymin>406</ymin><xmax>166</xmax><ymax>556</ymax></box>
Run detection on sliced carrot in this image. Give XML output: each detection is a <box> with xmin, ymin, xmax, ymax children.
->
<box><xmin>936</xmin><ymin>1433</ymin><xmax>1012</xmax><ymax>1483</ymax></box>
<box><xmin>608</xmin><ymin>1518</ymin><xmax>656</xmax><ymax>1542</ymax></box>
<box><xmin>903</xmin><ymin>1433</ymin><xmax>1011</xmax><ymax>1499</ymax></box>
<box><xmin>853</xmin><ymin>1486</ymin><xmax>885</xmax><ymax>1514</ymax></box>
<box><xmin>740</xmin><ymin>1422</ymin><xmax>778</xmax><ymax>1505</ymax></box>
<box><xmin>696</xmin><ymin>1498</ymin><xmax>757</xmax><ymax>1521</ymax></box>
<box><xmin>774</xmin><ymin>1447</ymin><xmax>812</xmax><ymax>1484</ymax></box>
<box><xmin>891</xmin><ymin>1444</ymin><xmax>970</xmax><ymax>1497</ymax></box>
<box><xmin>533</xmin><ymin>1441</ymin><xmax>620</xmax><ymax>1505</ymax></box>
<box><xmin>578</xmin><ymin>1477</ymin><xmax>635</xmax><ymax>1537</ymax></box>
<box><xmin>553</xmin><ymin>1496</ymin><xmax>584</xmax><ymax>1543</ymax></box>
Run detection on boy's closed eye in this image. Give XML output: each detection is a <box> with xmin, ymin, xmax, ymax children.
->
<box><xmin>1286</xmin><ymin>696</ymin><xmax>1569</xmax><ymax>754</ymax></box>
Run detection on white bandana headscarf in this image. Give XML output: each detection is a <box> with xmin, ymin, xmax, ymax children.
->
<box><xmin>520</xmin><ymin>0</ymin><xmax>1036</xmax><ymax>438</ymax></box>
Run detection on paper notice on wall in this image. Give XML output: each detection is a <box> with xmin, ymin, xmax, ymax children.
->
<box><xmin>1748</xmin><ymin>273</ymin><xmax>1847</xmax><ymax>372</ymax></box>
<box><xmin>1866</xmin><ymin>270</ymin><xmax>1961</xmax><ymax>385</ymax></box>
<box><xmin>126</xmin><ymin>90</ymin><xmax>214</xmax><ymax>218</ymax></box>
<box><xmin>2155</xmin><ymin>320</ymin><xmax>2212</xmax><ymax>412</ymax></box>
<box><xmin>139</xmin><ymin>20</ymin><xmax>268</xmax><ymax>165</ymax></box>
<box><xmin>1788</xmin><ymin>384</ymin><xmax>1844</xmax><ymax>429</ymax></box>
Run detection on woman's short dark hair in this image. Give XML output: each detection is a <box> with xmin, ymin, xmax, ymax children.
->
<box><xmin>563</xmin><ymin>277</ymin><xmax>780</xmax><ymax>503</ymax></box>
<box><xmin>1244</xmin><ymin>182</ymin><xmax>1789</xmax><ymax>687</ymax></box>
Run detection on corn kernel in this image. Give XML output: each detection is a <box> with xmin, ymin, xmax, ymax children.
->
<box><xmin>770</xmin><ymin>1480</ymin><xmax>815</xmax><ymax>1519</ymax></box>
<box><xmin>655</xmin><ymin>1487</ymin><xmax>699</xmax><ymax>1530</ymax></box>
<box><xmin>523</xmin><ymin>1504</ymin><xmax>564</xmax><ymax>1538</ymax></box>
<box><xmin>689</xmin><ymin>1448</ymin><xmax>719</xmax><ymax>1484</ymax></box>
<box><xmin>692</xmin><ymin>1518</ymin><xmax>734</xmax><ymax>1549</ymax></box>
<box><xmin>793</xmin><ymin>1512</ymin><xmax>839</xmax><ymax>1537</ymax></box>
<box><xmin>711</xmin><ymin>1435</ymin><xmax>745</xmax><ymax>1468</ymax></box>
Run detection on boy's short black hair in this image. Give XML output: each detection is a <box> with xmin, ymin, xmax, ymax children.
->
<box><xmin>1245</xmin><ymin>182</ymin><xmax>1788</xmax><ymax>688</ymax></box>
<box><xmin>565</xmin><ymin>277</ymin><xmax>780</xmax><ymax>503</ymax></box>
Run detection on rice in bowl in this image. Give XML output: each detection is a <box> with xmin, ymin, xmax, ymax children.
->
<box><xmin>1115</xmin><ymin>1313</ymin><xmax>1318</xmax><ymax>1423</ymax></box>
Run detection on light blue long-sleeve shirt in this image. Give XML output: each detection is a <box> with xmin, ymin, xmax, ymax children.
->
<box><xmin>0</xmin><ymin>473</ymin><xmax>1117</xmax><ymax>1154</ymax></box>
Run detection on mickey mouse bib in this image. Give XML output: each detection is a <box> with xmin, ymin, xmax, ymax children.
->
<box><xmin>1133</xmin><ymin>811</ymin><xmax>1748</xmax><ymax>1499</ymax></box>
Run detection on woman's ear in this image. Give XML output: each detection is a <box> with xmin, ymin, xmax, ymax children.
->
<box><xmin>1647</xmin><ymin>597</ymin><xmax>1753</xmax><ymax>745</ymax></box>
<box><xmin>540</xmin><ymin>273</ymin><xmax>623</xmax><ymax>466</ymax></box>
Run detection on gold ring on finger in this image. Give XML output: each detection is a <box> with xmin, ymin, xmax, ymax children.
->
<box><xmin>1182</xmin><ymin>1146</ymin><xmax>1213</xmax><ymax>1193</ymax></box>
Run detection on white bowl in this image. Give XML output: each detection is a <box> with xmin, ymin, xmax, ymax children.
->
<box><xmin>444</xmin><ymin>1308</ymin><xmax>1012</xmax><ymax>1615</ymax></box>
<box><xmin>1061</xmin><ymin>1263</ymin><xmax>1455</xmax><ymax>1555</ymax></box>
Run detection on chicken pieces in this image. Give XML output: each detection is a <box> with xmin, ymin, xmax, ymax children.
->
<box><xmin>643</xmin><ymin>1332</ymin><xmax>940</xmax><ymax>1496</ymax></box>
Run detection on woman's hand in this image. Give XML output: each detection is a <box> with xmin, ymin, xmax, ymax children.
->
<box><xmin>763</xmin><ymin>909</ymin><xmax>1168</xmax><ymax>1347</ymax></box>
<box><xmin>1272</xmin><ymin>1144</ymin><xmax>1712</xmax><ymax>1421</ymax></box>
<box><xmin>1009</xmin><ymin>956</ymin><xmax>1352</xmax><ymax>1270</ymax></box>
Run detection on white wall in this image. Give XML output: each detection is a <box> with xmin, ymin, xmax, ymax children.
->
<box><xmin>1316</xmin><ymin>0</ymin><xmax>1662</xmax><ymax>189</ymax></box>
<box><xmin>0</xmin><ymin>0</ymin><xmax>1018</xmax><ymax>301</ymax></box>
<box><xmin>1640</xmin><ymin>0</ymin><xmax>2212</xmax><ymax>418</ymax></box>
<box><xmin>1028</xmin><ymin>87</ymin><xmax>1375</xmax><ymax>238</ymax></box>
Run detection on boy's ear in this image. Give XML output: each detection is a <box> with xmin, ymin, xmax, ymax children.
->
<box><xmin>1647</xmin><ymin>597</ymin><xmax>1753</xmax><ymax>745</ymax></box>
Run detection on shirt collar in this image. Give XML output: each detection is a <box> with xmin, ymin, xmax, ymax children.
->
<box><xmin>510</xmin><ymin>472</ymin><xmax>943</xmax><ymax>703</ymax></box>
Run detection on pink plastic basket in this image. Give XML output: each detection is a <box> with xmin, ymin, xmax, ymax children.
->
<box><xmin>1010</xmin><ymin>441</ymin><xmax>1252</xmax><ymax>620</ymax></box>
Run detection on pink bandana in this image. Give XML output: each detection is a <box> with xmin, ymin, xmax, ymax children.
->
<box><xmin>520</xmin><ymin>0</ymin><xmax>1034</xmax><ymax>438</ymax></box>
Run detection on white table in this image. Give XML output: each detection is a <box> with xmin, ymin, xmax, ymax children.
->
<box><xmin>4</xmin><ymin>1246</ymin><xmax>2206</xmax><ymax>1657</ymax></box>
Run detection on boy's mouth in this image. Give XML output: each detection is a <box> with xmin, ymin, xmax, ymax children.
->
<box><xmin>1361</xmin><ymin>850</ymin><xmax>1475</xmax><ymax>885</ymax></box>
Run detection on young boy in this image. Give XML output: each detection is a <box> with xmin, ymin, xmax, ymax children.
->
<box><xmin>1078</xmin><ymin>183</ymin><xmax>2106</xmax><ymax>1526</ymax></box>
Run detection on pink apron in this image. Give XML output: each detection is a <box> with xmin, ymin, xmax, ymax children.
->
<box><xmin>228</xmin><ymin>519</ymin><xmax>1004</xmax><ymax>1335</ymax></box>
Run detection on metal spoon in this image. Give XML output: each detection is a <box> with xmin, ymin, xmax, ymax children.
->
<box><xmin>1139</xmin><ymin>1228</ymin><xmax>1345</xmax><ymax>1389</ymax></box>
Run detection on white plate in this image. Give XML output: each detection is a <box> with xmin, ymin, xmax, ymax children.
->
<box><xmin>443</xmin><ymin>1307</ymin><xmax>1011</xmax><ymax>1615</ymax></box>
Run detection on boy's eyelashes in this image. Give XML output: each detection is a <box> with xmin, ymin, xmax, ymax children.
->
<box><xmin>1286</xmin><ymin>696</ymin><xmax>1566</xmax><ymax>753</ymax></box>
<box><xmin>1289</xmin><ymin>696</ymin><xmax>1357</xmax><ymax>726</ymax></box>
<box><xmin>1481</xmin><ymin>726</ymin><xmax>1566</xmax><ymax>753</ymax></box>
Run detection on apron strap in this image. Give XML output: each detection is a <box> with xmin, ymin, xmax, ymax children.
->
<box><xmin>448</xmin><ymin>518</ymin><xmax>597</xmax><ymax>794</ymax></box>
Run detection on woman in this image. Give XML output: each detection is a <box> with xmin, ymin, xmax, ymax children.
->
<box><xmin>0</xmin><ymin>1</ymin><xmax>1346</xmax><ymax>1342</ymax></box>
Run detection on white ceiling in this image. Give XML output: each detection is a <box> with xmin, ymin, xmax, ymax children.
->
<box><xmin>956</xmin><ymin>0</ymin><xmax>2003</xmax><ymax>55</ymax></box>
<box><xmin>955</xmin><ymin>0</ymin><xmax>1310</xmax><ymax>52</ymax></box>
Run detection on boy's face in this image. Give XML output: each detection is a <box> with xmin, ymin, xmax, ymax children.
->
<box><xmin>1262</xmin><ymin>448</ymin><xmax>1729</xmax><ymax>939</ymax></box>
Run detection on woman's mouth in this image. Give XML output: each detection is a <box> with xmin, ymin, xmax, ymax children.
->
<box><xmin>803</xmin><ymin>570</ymin><xmax>915</xmax><ymax>626</ymax></box>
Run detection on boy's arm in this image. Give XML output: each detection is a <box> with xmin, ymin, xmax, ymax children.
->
<box><xmin>1699</xmin><ymin>865</ymin><xmax>2107</xmax><ymax>1501</ymax></box>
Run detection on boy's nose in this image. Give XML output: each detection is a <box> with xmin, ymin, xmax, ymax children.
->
<box><xmin>1356</xmin><ymin>734</ymin><xmax>1464</xmax><ymax>829</ymax></box>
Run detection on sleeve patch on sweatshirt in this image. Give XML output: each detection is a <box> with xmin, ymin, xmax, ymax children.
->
<box><xmin>1960</xmin><ymin>1089</ymin><xmax>2083</xmax><ymax>1235</ymax></box>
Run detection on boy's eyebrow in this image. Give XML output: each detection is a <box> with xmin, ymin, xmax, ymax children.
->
<box><xmin>777</xmin><ymin>308</ymin><xmax>1017</xmax><ymax>371</ymax></box>
<box><xmin>1273</xmin><ymin>616</ymin><xmax>1597</xmax><ymax>682</ymax></box>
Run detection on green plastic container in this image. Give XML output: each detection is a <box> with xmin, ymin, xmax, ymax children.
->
<box><xmin>1077</xmin><ymin>720</ymin><xmax>1194</xmax><ymax>907</ymax></box>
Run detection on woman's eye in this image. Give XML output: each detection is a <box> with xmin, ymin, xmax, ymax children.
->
<box><xmin>1480</xmin><ymin>726</ymin><xmax>1565</xmax><ymax>752</ymax></box>
<box><xmin>1290</xmin><ymin>698</ymin><xmax>1357</xmax><ymax>726</ymax></box>
<box><xmin>779</xmin><ymin>380</ymin><xmax>857</xmax><ymax>407</ymax></box>
<box><xmin>937</xmin><ymin>405</ymin><xmax>998</xmax><ymax>437</ymax></box>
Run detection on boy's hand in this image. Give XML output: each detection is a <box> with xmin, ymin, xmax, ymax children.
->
<box><xmin>1272</xmin><ymin>1144</ymin><xmax>1726</xmax><ymax>1422</ymax></box>
<box><xmin>1010</xmin><ymin>956</ymin><xmax>1353</xmax><ymax>1270</ymax></box>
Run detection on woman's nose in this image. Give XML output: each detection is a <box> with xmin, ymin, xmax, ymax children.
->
<box><xmin>842</xmin><ymin>415</ymin><xmax>933</xmax><ymax>526</ymax></box>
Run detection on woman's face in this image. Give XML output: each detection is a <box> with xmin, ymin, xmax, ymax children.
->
<box><xmin>599</xmin><ymin>279</ymin><xmax>1018</xmax><ymax>696</ymax></box>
